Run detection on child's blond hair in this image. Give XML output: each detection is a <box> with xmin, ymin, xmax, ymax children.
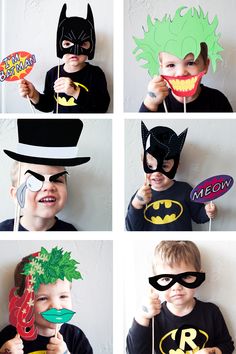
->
<box><xmin>152</xmin><ymin>241</ymin><xmax>201</xmax><ymax>274</ymax></box>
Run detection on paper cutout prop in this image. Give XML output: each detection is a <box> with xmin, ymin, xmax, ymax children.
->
<box><xmin>0</xmin><ymin>51</ymin><xmax>36</xmax><ymax>82</ymax></box>
<box><xmin>149</xmin><ymin>272</ymin><xmax>205</xmax><ymax>291</ymax></box>
<box><xmin>9</xmin><ymin>247</ymin><xmax>82</xmax><ymax>340</ymax></box>
<box><xmin>4</xmin><ymin>119</ymin><xmax>90</xmax><ymax>166</ymax></box>
<box><xmin>41</xmin><ymin>308</ymin><xmax>75</xmax><ymax>324</ymax></box>
<box><xmin>144</xmin><ymin>199</ymin><xmax>183</xmax><ymax>225</ymax></box>
<box><xmin>161</xmin><ymin>71</ymin><xmax>205</xmax><ymax>97</ymax></box>
<box><xmin>16</xmin><ymin>170</ymin><xmax>68</xmax><ymax>208</ymax></box>
<box><xmin>190</xmin><ymin>175</ymin><xmax>234</xmax><ymax>203</ymax></box>
<box><xmin>133</xmin><ymin>6</ymin><xmax>223</xmax><ymax>77</ymax></box>
<box><xmin>57</xmin><ymin>4</ymin><xmax>96</xmax><ymax>60</ymax></box>
<box><xmin>141</xmin><ymin>121</ymin><xmax>188</xmax><ymax>179</ymax></box>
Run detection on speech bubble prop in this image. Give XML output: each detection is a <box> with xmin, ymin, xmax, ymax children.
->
<box><xmin>0</xmin><ymin>51</ymin><xmax>36</xmax><ymax>82</ymax></box>
<box><xmin>161</xmin><ymin>71</ymin><xmax>205</xmax><ymax>97</ymax></box>
<box><xmin>190</xmin><ymin>175</ymin><xmax>234</xmax><ymax>203</ymax></box>
<box><xmin>41</xmin><ymin>308</ymin><xmax>76</xmax><ymax>324</ymax></box>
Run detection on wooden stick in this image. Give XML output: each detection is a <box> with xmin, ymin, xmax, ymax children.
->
<box><xmin>13</xmin><ymin>162</ymin><xmax>21</xmax><ymax>232</ymax></box>
<box><xmin>152</xmin><ymin>317</ymin><xmax>155</xmax><ymax>354</ymax></box>
<box><xmin>208</xmin><ymin>201</ymin><xmax>213</xmax><ymax>232</ymax></box>
<box><xmin>56</xmin><ymin>59</ymin><xmax>60</xmax><ymax>114</ymax></box>
<box><xmin>184</xmin><ymin>96</ymin><xmax>186</xmax><ymax>113</ymax></box>
<box><xmin>26</xmin><ymin>94</ymin><xmax>35</xmax><ymax>114</ymax></box>
<box><xmin>55</xmin><ymin>323</ymin><xmax>59</xmax><ymax>338</ymax></box>
<box><xmin>163</xmin><ymin>99</ymin><xmax>168</xmax><ymax>113</ymax></box>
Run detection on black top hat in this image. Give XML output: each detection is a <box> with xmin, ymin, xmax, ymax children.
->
<box><xmin>4</xmin><ymin>119</ymin><xmax>90</xmax><ymax>166</ymax></box>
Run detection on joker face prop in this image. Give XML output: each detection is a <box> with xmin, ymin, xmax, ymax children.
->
<box><xmin>57</xmin><ymin>4</ymin><xmax>96</xmax><ymax>59</ymax></box>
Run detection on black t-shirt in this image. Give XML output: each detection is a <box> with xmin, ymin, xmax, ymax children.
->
<box><xmin>127</xmin><ymin>299</ymin><xmax>234</xmax><ymax>354</ymax></box>
<box><xmin>33</xmin><ymin>62</ymin><xmax>110</xmax><ymax>113</ymax></box>
<box><xmin>126</xmin><ymin>181</ymin><xmax>209</xmax><ymax>231</ymax></box>
<box><xmin>0</xmin><ymin>323</ymin><xmax>93</xmax><ymax>354</ymax></box>
<box><xmin>139</xmin><ymin>84</ymin><xmax>233</xmax><ymax>112</ymax></box>
<box><xmin>0</xmin><ymin>217</ymin><xmax>77</xmax><ymax>231</ymax></box>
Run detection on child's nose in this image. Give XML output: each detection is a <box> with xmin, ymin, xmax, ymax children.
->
<box><xmin>49</xmin><ymin>300</ymin><xmax>62</xmax><ymax>310</ymax></box>
<box><xmin>171</xmin><ymin>281</ymin><xmax>183</xmax><ymax>291</ymax></box>
<box><xmin>42</xmin><ymin>180</ymin><xmax>56</xmax><ymax>191</ymax></box>
<box><xmin>176</xmin><ymin>64</ymin><xmax>188</xmax><ymax>76</ymax></box>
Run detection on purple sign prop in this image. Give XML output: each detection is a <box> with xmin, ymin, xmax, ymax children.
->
<box><xmin>190</xmin><ymin>175</ymin><xmax>234</xmax><ymax>203</ymax></box>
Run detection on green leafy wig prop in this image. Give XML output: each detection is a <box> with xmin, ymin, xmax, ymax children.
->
<box><xmin>133</xmin><ymin>6</ymin><xmax>223</xmax><ymax>77</ymax></box>
<box><xmin>9</xmin><ymin>247</ymin><xmax>82</xmax><ymax>340</ymax></box>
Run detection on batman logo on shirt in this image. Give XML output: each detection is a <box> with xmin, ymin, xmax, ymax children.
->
<box><xmin>144</xmin><ymin>199</ymin><xmax>183</xmax><ymax>224</ymax></box>
<box><xmin>55</xmin><ymin>82</ymin><xmax>89</xmax><ymax>106</ymax></box>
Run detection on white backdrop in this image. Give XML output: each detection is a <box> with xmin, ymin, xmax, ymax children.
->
<box><xmin>124</xmin><ymin>0</ymin><xmax>236</xmax><ymax>111</ymax></box>
<box><xmin>0</xmin><ymin>119</ymin><xmax>112</xmax><ymax>231</ymax></box>
<box><xmin>0</xmin><ymin>0</ymin><xmax>113</xmax><ymax>113</ymax></box>
<box><xmin>0</xmin><ymin>240</ymin><xmax>113</xmax><ymax>354</ymax></box>
<box><xmin>123</xmin><ymin>238</ymin><xmax>236</xmax><ymax>353</ymax></box>
<box><xmin>125</xmin><ymin>118</ymin><xmax>236</xmax><ymax>231</ymax></box>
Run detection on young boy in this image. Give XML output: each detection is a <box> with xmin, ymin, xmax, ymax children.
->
<box><xmin>0</xmin><ymin>119</ymin><xmax>90</xmax><ymax>231</ymax></box>
<box><xmin>134</xmin><ymin>7</ymin><xmax>233</xmax><ymax>112</ymax></box>
<box><xmin>0</xmin><ymin>246</ymin><xmax>93</xmax><ymax>353</ymax></box>
<box><xmin>18</xmin><ymin>4</ymin><xmax>110</xmax><ymax>113</ymax></box>
<box><xmin>126</xmin><ymin>241</ymin><xmax>234</xmax><ymax>353</ymax></box>
<box><xmin>125</xmin><ymin>122</ymin><xmax>216</xmax><ymax>231</ymax></box>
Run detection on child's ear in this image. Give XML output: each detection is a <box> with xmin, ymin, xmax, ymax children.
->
<box><xmin>10</xmin><ymin>186</ymin><xmax>17</xmax><ymax>200</ymax></box>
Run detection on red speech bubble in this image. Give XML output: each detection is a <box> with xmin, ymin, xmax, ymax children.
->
<box><xmin>0</xmin><ymin>51</ymin><xmax>36</xmax><ymax>82</ymax></box>
<box><xmin>190</xmin><ymin>175</ymin><xmax>234</xmax><ymax>203</ymax></box>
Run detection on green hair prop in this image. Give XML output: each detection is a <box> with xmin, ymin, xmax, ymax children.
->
<box><xmin>133</xmin><ymin>6</ymin><xmax>223</xmax><ymax>77</ymax></box>
<box><xmin>23</xmin><ymin>247</ymin><xmax>82</xmax><ymax>292</ymax></box>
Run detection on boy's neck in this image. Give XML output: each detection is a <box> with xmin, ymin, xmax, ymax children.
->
<box><xmin>20</xmin><ymin>215</ymin><xmax>56</xmax><ymax>231</ymax></box>
<box><xmin>167</xmin><ymin>297</ymin><xmax>196</xmax><ymax>317</ymax></box>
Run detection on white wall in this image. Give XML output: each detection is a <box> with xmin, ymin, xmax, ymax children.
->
<box><xmin>0</xmin><ymin>240</ymin><xmax>113</xmax><ymax>354</ymax></box>
<box><xmin>0</xmin><ymin>119</ymin><xmax>112</xmax><ymax>231</ymax></box>
<box><xmin>123</xmin><ymin>238</ymin><xmax>236</xmax><ymax>352</ymax></box>
<box><xmin>0</xmin><ymin>0</ymin><xmax>113</xmax><ymax>113</ymax></box>
<box><xmin>124</xmin><ymin>0</ymin><xmax>236</xmax><ymax>111</ymax></box>
<box><xmin>125</xmin><ymin>118</ymin><xmax>236</xmax><ymax>231</ymax></box>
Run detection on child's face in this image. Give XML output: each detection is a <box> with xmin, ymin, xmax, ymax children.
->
<box><xmin>34</xmin><ymin>279</ymin><xmax>72</xmax><ymax>336</ymax></box>
<box><xmin>12</xmin><ymin>164</ymin><xmax>68</xmax><ymax>220</ymax></box>
<box><xmin>156</xmin><ymin>262</ymin><xmax>198</xmax><ymax>309</ymax></box>
<box><xmin>146</xmin><ymin>153</ymin><xmax>174</xmax><ymax>191</ymax></box>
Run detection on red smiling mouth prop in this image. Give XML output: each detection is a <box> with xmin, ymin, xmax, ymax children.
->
<box><xmin>161</xmin><ymin>70</ymin><xmax>206</xmax><ymax>97</ymax></box>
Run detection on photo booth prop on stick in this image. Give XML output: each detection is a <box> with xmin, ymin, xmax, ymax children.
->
<box><xmin>3</xmin><ymin>119</ymin><xmax>90</xmax><ymax>231</ymax></box>
<box><xmin>190</xmin><ymin>175</ymin><xmax>234</xmax><ymax>231</ymax></box>
<box><xmin>133</xmin><ymin>6</ymin><xmax>223</xmax><ymax>112</ymax></box>
<box><xmin>8</xmin><ymin>247</ymin><xmax>82</xmax><ymax>340</ymax></box>
<box><xmin>0</xmin><ymin>51</ymin><xmax>36</xmax><ymax>112</ymax></box>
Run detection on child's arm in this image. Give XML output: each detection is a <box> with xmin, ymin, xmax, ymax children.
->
<box><xmin>18</xmin><ymin>79</ymin><xmax>40</xmax><ymax>104</ymax></box>
<box><xmin>0</xmin><ymin>334</ymin><xmax>23</xmax><ymax>354</ymax></box>
<box><xmin>47</xmin><ymin>332</ymin><xmax>69</xmax><ymax>354</ymax></box>
<box><xmin>205</xmin><ymin>202</ymin><xmax>217</xmax><ymax>219</ymax></box>
<box><xmin>196</xmin><ymin>348</ymin><xmax>222</xmax><ymax>354</ymax></box>
<box><xmin>143</xmin><ymin>75</ymin><xmax>169</xmax><ymax>112</ymax></box>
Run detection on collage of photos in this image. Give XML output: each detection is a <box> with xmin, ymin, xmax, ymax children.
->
<box><xmin>0</xmin><ymin>0</ymin><xmax>236</xmax><ymax>353</ymax></box>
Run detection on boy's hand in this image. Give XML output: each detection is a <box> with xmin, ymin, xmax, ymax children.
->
<box><xmin>47</xmin><ymin>332</ymin><xmax>68</xmax><ymax>354</ymax></box>
<box><xmin>0</xmin><ymin>334</ymin><xmax>24</xmax><ymax>354</ymax></box>
<box><xmin>205</xmin><ymin>202</ymin><xmax>217</xmax><ymax>219</ymax></box>
<box><xmin>18</xmin><ymin>79</ymin><xmax>39</xmax><ymax>104</ymax></box>
<box><xmin>135</xmin><ymin>288</ymin><xmax>161</xmax><ymax>327</ymax></box>
<box><xmin>54</xmin><ymin>77</ymin><xmax>80</xmax><ymax>99</ymax></box>
<box><xmin>132</xmin><ymin>184</ymin><xmax>152</xmax><ymax>209</ymax></box>
<box><xmin>143</xmin><ymin>75</ymin><xmax>169</xmax><ymax>111</ymax></box>
<box><xmin>196</xmin><ymin>347</ymin><xmax>221</xmax><ymax>354</ymax></box>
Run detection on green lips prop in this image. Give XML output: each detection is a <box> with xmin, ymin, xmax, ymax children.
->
<box><xmin>41</xmin><ymin>308</ymin><xmax>75</xmax><ymax>323</ymax></box>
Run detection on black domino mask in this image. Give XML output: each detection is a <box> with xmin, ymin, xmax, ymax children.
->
<box><xmin>141</xmin><ymin>121</ymin><xmax>188</xmax><ymax>179</ymax></box>
<box><xmin>149</xmin><ymin>272</ymin><xmax>205</xmax><ymax>291</ymax></box>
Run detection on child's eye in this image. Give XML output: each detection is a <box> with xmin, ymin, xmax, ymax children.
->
<box><xmin>166</xmin><ymin>63</ymin><xmax>175</xmax><ymax>68</ymax></box>
<box><xmin>37</xmin><ymin>296</ymin><xmax>48</xmax><ymax>302</ymax></box>
<box><xmin>81</xmin><ymin>41</ymin><xmax>90</xmax><ymax>49</ymax></box>
<box><xmin>62</xmin><ymin>40</ymin><xmax>74</xmax><ymax>48</ymax></box>
<box><xmin>157</xmin><ymin>277</ymin><xmax>172</xmax><ymax>285</ymax></box>
<box><xmin>187</xmin><ymin>61</ymin><xmax>196</xmax><ymax>66</ymax></box>
<box><xmin>60</xmin><ymin>295</ymin><xmax>69</xmax><ymax>299</ymax></box>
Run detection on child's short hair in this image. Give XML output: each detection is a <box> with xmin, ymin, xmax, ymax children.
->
<box><xmin>152</xmin><ymin>241</ymin><xmax>201</xmax><ymax>274</ymax></box>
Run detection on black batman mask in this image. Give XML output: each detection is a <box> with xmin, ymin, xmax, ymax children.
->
<box><xmin>141</xmin><ymin>121</ymin><xmax>188</xmax><ymax>179</ymax></box>
<box><xmin>57</xmin><ymin>3</ymin><xmax>96</xmax><ymax>59</ymax></box>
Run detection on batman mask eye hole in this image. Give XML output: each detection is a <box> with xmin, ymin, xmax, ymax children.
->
<box><xmin>81</xmin><ymin>41</ymin><xmax>91</xmax><ymax>49</ymax></box>
<box><xmin>62</xmin><ymin>40</ymin><xmax>74</xmax><ymax>48</ymax></box>
<box><xmin>146</xmin><ymin>153</ymin><xmax>157</xmax><ymax>170</ymax></box>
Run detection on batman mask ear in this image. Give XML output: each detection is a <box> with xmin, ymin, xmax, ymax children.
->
<box><xmin>58</xmin><ymin>4</ymin><xmax>67</xmax><ymax>26</ymax></box>
<box><xmin>87</xmin><ymin>4</ymin><xmax>94</xmax><ymax>28</ymax></box>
